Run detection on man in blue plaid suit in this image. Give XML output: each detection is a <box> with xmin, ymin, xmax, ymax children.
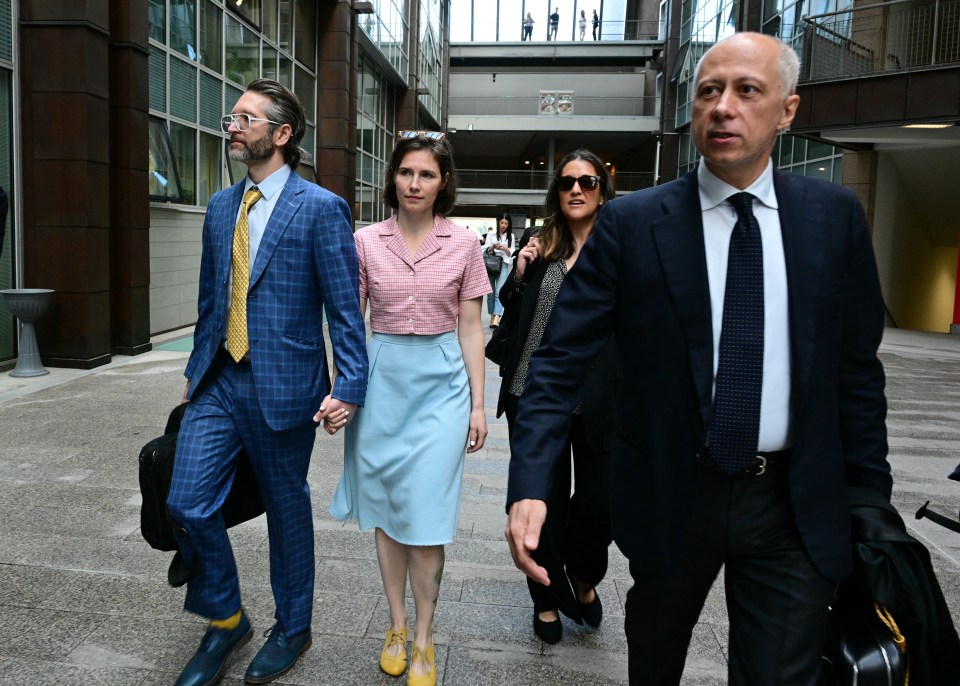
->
<box><xmin>167</xmin><ymin>79</ymin><xmax>368</xmax><ymax>686</ymax></box>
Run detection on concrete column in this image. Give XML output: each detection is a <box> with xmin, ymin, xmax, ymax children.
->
<box><xmin>841</xmin><ymin>149</ymin><xmax>878</xmax><ymax>233</ymax></box>
<box><xmin>19</xmin><ymin>1</ymin><xmax>114</xmax><ymax>368</ymax></box>
<box><xmin>317</xmin><ymin>1</ymin><xmax>357</xmax><ymax>208</ymax></box>
<box><xmin>108</xmin><ymin>0</ymin><xmax>151</xmax><ymax>356</ymax></box>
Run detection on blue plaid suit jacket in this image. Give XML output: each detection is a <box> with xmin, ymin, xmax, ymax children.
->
<box><xmin>185</xmin><ymin>172</ymin><xmax>368</xmax><ymax>430</ymax></box>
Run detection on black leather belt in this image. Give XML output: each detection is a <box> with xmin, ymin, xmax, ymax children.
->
<box><xmin>701</xmin><ymin>448</ymin><xmax>792</xmax><ymax>477</ymax></box>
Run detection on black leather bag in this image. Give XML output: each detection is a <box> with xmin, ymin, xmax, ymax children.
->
<box><xmin>483</xmin><ymin>249</ymin><xmax>502</xmax><ymax>275</ymax></box>
<box><xmin>138</xmin><ymin>404</ymin><xmax>265</xmax><ymax>585</ymax></box>
<box><xmin>820</xmin><ymin>595</ymin><xmax>908</xmax><ymax>686</ymax></box>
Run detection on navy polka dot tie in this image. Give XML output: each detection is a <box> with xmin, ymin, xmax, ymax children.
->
<box><xmin>709</xmin><ymin>192</ymin><xmax>764</xmax><ymax>475</ymax></box>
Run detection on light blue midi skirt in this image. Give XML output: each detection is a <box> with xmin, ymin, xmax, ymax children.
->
<box><xmin>329</xmin><ymin>332</ymin><xmax>471</xmax><ymax>545</ymax></box>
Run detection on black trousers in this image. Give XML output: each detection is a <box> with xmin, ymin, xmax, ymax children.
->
<box><xmin>505</xmin><ymin>394</ymin><xmax>613</xmax><ymax>619</ymax></box>
<box><xmin>624</xmin><ymin>461</ymin><xmax>833</xmax><ymax>685</ymax></box>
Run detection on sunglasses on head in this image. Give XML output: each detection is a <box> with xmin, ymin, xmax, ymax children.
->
<box><xmin>556</xmin><ymin>174</ymin><xmax>601</xmax><ymax>192</ymax></box>
<box><xmin>397</xmin><ymin>130</ymin><xmax>446</xmax><ymax>140</ymax></box>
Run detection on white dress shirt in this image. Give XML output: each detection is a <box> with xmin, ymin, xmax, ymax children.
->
<box><xmin>698</xmin><ymin>160</ymin><xmax>792</xmax><ymax>451</ymax></box>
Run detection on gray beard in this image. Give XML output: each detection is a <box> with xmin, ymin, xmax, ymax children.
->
<box><xmin>228</xmin><ymin>137</ymin><xmax>274</xmax><ymax>163</ymax></box>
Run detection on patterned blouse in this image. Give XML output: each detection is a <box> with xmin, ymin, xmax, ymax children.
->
<box><xmin>356</xmin><ymin>215</ymin><xmax>491</xmax><ymax>335</ymax></box>
<box><xmin>508</xmin><ymin>259</ymin><xmax>583</xmax><ymax>414</ymax></box>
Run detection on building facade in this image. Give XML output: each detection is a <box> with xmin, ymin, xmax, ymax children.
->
<box><xmin>0</xmin><ymin>0</ymin><xmax>451</xmax><ymax>369</ymax></box>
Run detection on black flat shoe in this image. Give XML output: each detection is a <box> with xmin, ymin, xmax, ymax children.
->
<box><xmin>578</xmin><ymin>589</ymin><xmax>603</xmax><ymax>628</ymax></box>
<box><xmin>533</xmin><ymin>612</ymin><xmax>562</xmax><ymax>644</ymax></box>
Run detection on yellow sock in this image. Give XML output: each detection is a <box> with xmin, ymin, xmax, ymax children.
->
<box><xmin>209</xmin><ymin>609</ymin><xmax>242</xmax><ymax>630</ymax></box>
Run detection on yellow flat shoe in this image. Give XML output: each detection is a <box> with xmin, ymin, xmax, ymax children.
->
<box><xmin>406</xmin><ymin>642</ymin><xmax>436</xmax><ymax>686</ymax></box>
<box><xmin>380</xmin><ymin>627</ymin><xmax>408</xmax><ymax>677</ymax></box>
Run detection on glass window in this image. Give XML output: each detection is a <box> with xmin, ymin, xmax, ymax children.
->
<box><xmin>278</xmin><ymin>54</ymin><xmax>292</xmax><ymax>88</ymax></box>
<box><xmin>294</xmin><ymin>64</ymin><xmax>314</xmax><ymax>119</ymax></box>
<box><xmin>149</xmin><ymin>117</ymin><xmax>185</xmax><ymax>202</ymax></box>
<box><xmin>169</xmin><ymin>57</ymin><xmax>198</xmax><ymax>122</ymax></box>
<box><xmin>0</xmin><ymin>0</ymin><xmax>11</xmax><ymax>60</ymax></box>
<box><xmin>225</xmin><ymin>14</ymin><xmax>259</xmax><ymax>87</ymax></box>
<box><xmin>294</xmin><ymin>0</ymin><xmax>316</xmax><ymax>70</ymax></box>
<box><xmin>278</xmin><ymin>0</ymin><xmax>292</xmax><ymax>52</ymax></box>
<box><xmin>171</xmin><ymin>0</ymin><xmax>197</xmax><ymax>60</ymax></box>
<box><xmin>198</xmin><ymin>131</ymin><xmax>223</xmax><ymax>204</ymax></box>
<box><xmin>199</xmin><ymin>0</ymin><xmax>222</xmax><ymax>72</ymax></box>
<box><xmin>149</xmin><ymin>47</ymin><xmax>167</xmax><ymax>112</ymax></box>
<box><xmin>805</xmin><ymin>161</ymin><xmax>832</xmax><ymax>181</ymax></box>
<box><xmin>262</xmin><ymin>0</ymin><xmax>279</xmax><ymax>41</ymax></box>
<box><xmin>149</xmin><ymin>0</ymin><xmax>166</xmax><ymax>44</ymax></box>
<box><xmin>262</xmin><ymin>44</ymin><xmax>278</xmax><ymax>81</ymax></box>
<box><xmin>301</xmin><ymin>126</ymin><xmax>315</xmax><ymax>166</ymax></box>
<box><xmin>807</xmin><ymin>139</ymin><xmax>834</xmax><ymax>160</ymax></box>
<box><xmin>199</xmin><ymin>71</ymin><xmax>223</xmax><ymax>130</ymax></box>
<box><xmin>170</xmin><ymin>122</ymin><xmax>196</xmax><ymax>204</ymax></box>
<box><xmin>229</xmin><ymin>0</ymin><xmax>262</xmax><ymax>28</ymax></box>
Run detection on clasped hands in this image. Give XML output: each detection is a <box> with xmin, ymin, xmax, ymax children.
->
<box><xmin>314</xmin><ymin>395</ymin><xmax>357</xmax><ymax>435</ymax></box>
<box><xmin>504</xmin><ymin>498</ymin><xmax>551</xmax><ymax>586</ymax></box>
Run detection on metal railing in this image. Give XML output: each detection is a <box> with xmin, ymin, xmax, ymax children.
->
<box><xmin>451</xmin><ymin>19</ymin><xmax>664</xmax><ymax>43</ymax></box>
<box><xmin>457</xmin><ymin>169</ymin><xmax>655</xmax><ymax>193</ymax></box>
<box><xmin>448</xmin><ymin>95</ymin><xmax>660</xmax><ymax>118</ymax></box>
<box><xmin>798</xmin><ymin>0</ymin><xmax>960</xmax><ymax>81</ymax></box>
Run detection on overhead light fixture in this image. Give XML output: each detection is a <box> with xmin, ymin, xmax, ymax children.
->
<box><xmin>902</xmin><ymin>123</ymin><xmax>951</xmax><ymax>129</ymax></box>
<box><xmin>524</xmin><ymin>160</ymin><xmax>530</xmax><ymax>165</ymax></box>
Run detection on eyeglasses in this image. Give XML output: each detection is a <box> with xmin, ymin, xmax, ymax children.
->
<box><xmin>556</xmin><ymin>175</ymin><xmax>601</xmax><ymax>192</ymax></box>
<box><xmin>221</xmin><ymin>113</ymin><xmax>283</xmax><ymax>133</ymax></box>
<box><xmin>397</xmin><ymin>130</ymin><xmax>447</xmax><ymax>140</ymax></box>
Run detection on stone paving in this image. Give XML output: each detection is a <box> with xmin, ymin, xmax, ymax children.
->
<box><xmin>0</xmin><ymin>325</ymin><xmax>958</xmax><ymax>685</ymax></box>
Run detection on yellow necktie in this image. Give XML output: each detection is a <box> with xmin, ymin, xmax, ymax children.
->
<box><xmin>226</xmin><ymin>187</ymin><xmax>263</xmax><ymax>362</ymax></box>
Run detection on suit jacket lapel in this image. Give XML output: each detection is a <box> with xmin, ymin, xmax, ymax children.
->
<box><xmin>775</xmin><ymin>170</ymin><xmax>825</xmax><ymax>391</ymax></box>
<box><xmin>249</xmin><ymin>172</ymin><xmax>305</xmax><ymax>289</ymax></box>
<box><xmin>651</xmin><ymin>171</ymin><xmax>714</xmax><ymax>431</ymax></box>
<box><xmin>218</xmin><ymin>182</ymin><xmax>247</xmax><ymax>282</ymax></box>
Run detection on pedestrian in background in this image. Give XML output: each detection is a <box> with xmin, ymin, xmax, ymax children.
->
<box><xmin>168</xmin><ymin>78</ymin><xmax>368</xmax><ymax>686</ymax></box>
<box><xmin>496</xmin><ymin>149</ymin><xmax>617</xmax><ymax>644</ymax></box>
<box><xmin>592</xmin><ymin>9</ymin><xmax>600</xmax><ymax>40</ymax></box>
<box><xmin>579</xmin><ymin>10</ymin><xmax>587</xmax><ymax>40</ymax></box>
<box><xmin>549</xmin><ymin>8</ymin><xmax>560</xmax><ymax>41</ymax></box>
<box><xmin>485</xmin><ymin>212</ymin><xmax>514</xmax><ymax>328</ymax></box>
<box><xmin>506</xmin><ymin>33</ymin><xmax>893</xmax><ymax>684</ymax></box>
<box><xmin>329</xmin><ymin>130</ymin><xmax>489</xmax><ymax>686</ymax></box>
<box><xmin>522</xmin><ymin>12</ymin><xmax>535</xmax><ymax>41</ymax></box>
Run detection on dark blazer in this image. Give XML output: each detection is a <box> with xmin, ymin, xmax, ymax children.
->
<box><xmin>185</xmin><ymin>172</ymin><xmax>368</xmax><ymax>430</ymax></box>
<box><xmin>496</xmin><ymin>234</ymin><xmax>618</xmax><ymax>452</ymax></box>
<box><xmin>507</xmin><ymin>168</ymin><xmax>892</xmax><ymax>582</ymax></box>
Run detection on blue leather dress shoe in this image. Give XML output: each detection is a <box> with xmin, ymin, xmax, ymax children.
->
<box><xmin>175</xmin><ymin>611</ymin><xmax>253</xmax><ymax>686</ymax></box>
<box><xmin>244</xmin><ymin>623</ymin><xmax>312</xmax><ymax>684</ymax></box>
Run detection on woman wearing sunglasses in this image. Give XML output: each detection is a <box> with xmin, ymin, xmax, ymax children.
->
<box><xmin>329</xmin><ymin>130</ymin><xmax>489</xmax><ymax>685</ymax></box>
<box><xmin>494</xmin><ymin>149</ymin><xmax>617</xmax><ymax>644</ymax></box>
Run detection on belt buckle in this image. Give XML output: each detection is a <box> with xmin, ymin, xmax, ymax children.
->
<box><xmin>753</xmin><ymin>455</ymin><xmax>767</xmax><ymax>476</ymax></box>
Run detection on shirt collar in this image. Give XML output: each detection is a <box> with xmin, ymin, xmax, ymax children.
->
<box><xmin>380</xmin><ymin>214</ymin><xmax>452</xmax><ymax>237</ymax></box>
<box><xmin>697</xmin><ymin>158</ymin><xmax>777</xmax><ymax>212</ymax></box>
<box><xmin>244</xmin><ymin>164</ymin><xmax>291</xmax><ymax>201</ymax></box>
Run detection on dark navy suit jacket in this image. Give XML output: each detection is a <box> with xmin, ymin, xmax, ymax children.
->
<box><xmin>185</xmin><ymin>172</ymin><xmax>368</xmax><ymax>431</ymax></box>
<box><xmin>507</xmin><ymin>167</ymin><xmax>892</xmax><ymax>582</ymax></box>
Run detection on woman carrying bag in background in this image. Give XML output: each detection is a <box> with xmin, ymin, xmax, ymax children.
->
<box><xmin>484</xmin><ymin>212</ymin><xmax>514</xmax><ymax>328</ymax></box>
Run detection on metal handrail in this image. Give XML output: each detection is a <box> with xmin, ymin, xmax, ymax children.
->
<box><xmin>798</xmin><ymin>0</ymin><xmax>960</xmax><ymax>81</ymax></box>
